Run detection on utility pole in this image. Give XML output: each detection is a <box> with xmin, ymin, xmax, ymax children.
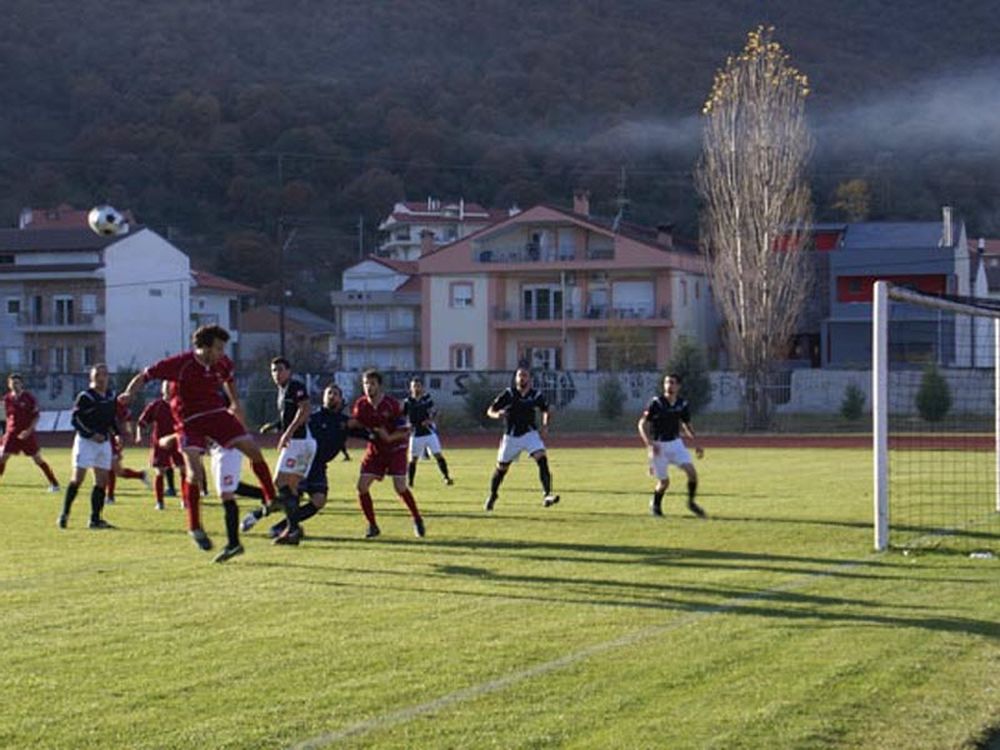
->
<box><xmin>278</xmin><ymin>221</ymin><xmax>298</xmax><ymax>358</ymax></box>
<box><xmin>358</xmin><ymin>215</ymin><xmax>365</xmax><ymax>260</ymax></box>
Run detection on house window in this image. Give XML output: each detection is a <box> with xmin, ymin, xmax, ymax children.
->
<box><xmin>50</xmin><ymin>346</ymin><xmax>70</xmax><ymax>373</ymax></box>
<box><xmin>149</xmin><ymin>288</ymin><xmax>163</xmax><ymax>297</ymax></box>
<box><xmin>522</xmin><ymin>285</ymin><xmax>563</xmax><ymax>321</ymax></box>
<box><xmin>451</xmin><ymin>345</ymin><xmax>473</xmax><ymax>370</ymax></box>
<box><xmin>695</xmin><ymin>282</ymin><xmax>700</xmax><ymax>300</ymax></box>
<box><xmin>82</xmin><ymin>346</ymin><xmax>96</xmax><ymax>367</ymax></box>
<box><xmin>6</xmin><ymin>299</ymin><xmax>19</xmax><ymax>316</ymax></box>
<box><xmin>680</xmin><ymin>280</ymin><xmax>688</xmax><ymax>306</ymax></box>
<box><xmin>450</xmin><ymin>282</ymin><xmax>474</xmax><ymax>308</ymax></box>
<box><xmin>5</xmin><ymin>348</ymin><xmax>21</xmax><ymax>367</ymax></box>
<box><xmin>53</xmin><ymin>296</ymin><xmax>74</xmax><ymax>326</ymax></box>
<box><xmin>521</xmin><ymin>346</ymin><xmax>562</xmax><ymax>371</ymax></box>
<box><xmin>81</xmin><ymin>294</ymin><xmax>97</xmax><ymax>315</ymax></box>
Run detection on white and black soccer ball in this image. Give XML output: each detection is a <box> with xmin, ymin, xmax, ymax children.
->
<box><xmin>87</xmin><ymin>205</ymin><xmax>129</xmax><ymax>237</ymax></box>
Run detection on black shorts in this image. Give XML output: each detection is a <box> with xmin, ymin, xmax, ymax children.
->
<box><xmin>301</xmin><ymin>461</ymin><xmax>329</xmax><ymax>496</ymax></box>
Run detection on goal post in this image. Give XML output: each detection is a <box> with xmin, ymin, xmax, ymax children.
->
<box><xmin>872</xmin><ymin>280</ymin><xmax>1000</xmax><ymax>552</ymax></box>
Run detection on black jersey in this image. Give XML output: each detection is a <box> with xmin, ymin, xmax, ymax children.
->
<box><xmin>403</xmin><ymin>393</ymin><xmax>436</xmax><ymax>437</ymax></box>
<box><xmin>277</xmin><ymin>377</ymin><xmax>310</xmax><ymax>439</ymax></box>
<box><xmin>71</xmin><ymin>388</ymin><xmax>119</xmax><ymax>440</ymax></box>
<box><xmin>308</xmin><ymin>407</ymin><xmax>350</xmax><ymax>466</ymax></box>
<box><xmin>643</xmin><ymin>395</ymin><xmax>691</xmax><ymax>441</ymax></box>
<box><xmin>490</xmin><ymin>387</ymin><xmax>549</xmax><ymax>437</ymax></box>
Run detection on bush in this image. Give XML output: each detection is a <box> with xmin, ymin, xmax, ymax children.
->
<box><xmin>665</xmin><ymin>336</ymin><xmax>712</xmax><ymax>415</ymax></box>
<box><xmin>462</xmin><ymin>374</ymin><xmax>497</xmax><ymax>428</ymax></box>
<box><xmin>840</xmin><ymin>383</ymin><xmax>866</xmax><ymax>421</ymax></box>
<box><xmin>915</xmin><ymin>364</ymin><xmax>952</xmax><ymax>423</ymax></box>
<box><xmin>597</xmin><ymin>376</ymin><xmax>625</xmax><ymax>422</ymax></box>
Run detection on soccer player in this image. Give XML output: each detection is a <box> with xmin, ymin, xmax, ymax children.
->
<box><xmin>57</xmin><ymin>364</ymin><xmax>117</xmax><ymax>530</ymax></box>
<box><xmin>119</xmin><ymin>324</ymin><xmax>277</xmax><ymax>552</ymax></box>
<box><xmin>105</xmin><ymin>399</ymin><xmax>150</xmax><ymax>504</ymax></box>
<box><xmin>638</xmin><ymin>373</ymin><xmax>706</xmax><ymax>518</ymax></box>
<box><xmin>484</xmin><ymin>367</ymin><xmax>559</xmax><ymax>511</ymax></box>
<box><xmin>0</xmin><ymin>373</ymin><xmax>60</xmax><ymax>492</ymax></box>
<box><xmin>352</xmin><ymin>369</ymin><xmax>425</xmax><ymax>538</ymax></box>
<box><xmin>403</xmin><ymin>378</ymin><xmax>453</xmax><ymax>488</ymax></box>
<box><xmin>135</xmin><ymin>380</ymin><xmax>185</xmax><ymax>510</ymax></box>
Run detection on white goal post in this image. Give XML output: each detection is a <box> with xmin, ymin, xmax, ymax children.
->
<box><xmin>872</xmin><ymin>280</ymin><xmax>1000</xmax><ymax>551</ymax></box>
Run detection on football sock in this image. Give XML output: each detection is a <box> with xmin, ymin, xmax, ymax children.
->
<box><xmin>278</xmin><ymin>485</ymin><xmax>300</xmax><ymax>531</ymax></box>
<box><xmin>251</xmin><ymin>460</ymin><xmax>277</xmax><ymax>502</ymax></box>
<box><xmin>89</xmin><ymin>485</ymin><xmax>106</xmax><ymax>523</ymax></box>
<box><xmin>223</xmin><ymin>500</ymin><xmax>239</xmax><ymax>548</ymax></box>
<box><xmin>165</xmin><ymin>468</ymin><xmax>176</xmax><ymax>494</ymax></box>
<box><xmin>688</xmin><ymin>480</ymin><xmax>698</xmax><ymax>501</ymax></box>
<box><xmin>0</xmin><ymin>461</ymin><xmax>5</xmax><ymax>477</ymax></box>
<box><xmin>408</xmin><ymin>460</ymin><xmax>417</xmax><ymax>486</ymax></box>
<box><xmin>537</xmin><ymin>456</ymin><xmax>552</xmax><ymax>494</ymax></box>
<box><xmin>185</xmin><ymin>483</ymin><xmax>201</xmax><ymax>531</ymax></box>
<box><xmin>154</xmin><ymin>474</ymin><xmax>164</xmax><ymax>503</ymax></box>
<box><xmin>39</xmin><ymin>460</ymin><xmax>59</xmax><ymax>486</ymax></box>
<box><xmin>489</xmin><ymin>468</ymin><xmax>506</xmax><ymax>497</ymax></box>
<box><xmin>398</xmin><ymin>489</ymin><xmax>421</xmax><ymax>520</ymax></box>
<box><xmin>62</xmin><ymin>482</ymin><xmax>80</xmax><ymax>515</ymax></box>
<box><xmin>235</xmin><ymin>482</ymin><xmax>264</xmax><ymax>499</ymax></box>
<box><xmin>297</xmin><ymin>502</ymin><xmax>320</xmax><ymax>524</ymax></box>
<box><xmin>652</xmin><ymin>489</ymin><xmax>665</xmax><ymax>510</ymax></box>
<box><xmin>435</xmin><ymin>454</ymin><xmax>450</xmax><ymax>480</ymax></box>
<box><xmin>358</xmin><ymin>491</ymin><xmax>377</xmax><ymax>526</ymax></box>
<box><xmin>107</xmin><ymin>471</ymin><xmax>116</xmax><ymax>497</ymax></box>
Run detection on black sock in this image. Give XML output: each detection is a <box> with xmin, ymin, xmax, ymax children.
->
<box><xmin>490</xmin><ymin>468</ymin><xmax>506</xmax><ymax>498</ymax></box>
<box><xmin>408</xmin><ymin>460</ymin><xmax>417</xmax><ymax>487</ymax></box>
<box><xmin>688</xmin><ymin>481</ymin><xmax>697</xmax><ymax>502</ymax></box>
<box><xmin>652</xmin><ymin>489</ymin><xmax>665</xmax><ymax>510</ymax></box>
<box><xmin>537</xmin><ymin>456</ymin><xmax>552</xmax><ymax>495</ymax></box>
<box><xmin>279</xmin><ymin>485</ymin><xmax>300</xmax><ymax>530</ymax></box>
<box><xmin>435</xmin><ymin>454</ymin><xmax>450</xmax><ymax>480</ymax></box>
<box><xmin>223</xmin><ymin>500</ymin><xmax>239</xmax><ymax>548</ymax></box>
<box><xmin>62</xmin><ymin>482</ymin><xmax>80</xmax><ymax>516</ymax></box>
<box><xmin>165</xmin><ymin>469</ymin><xmax>176</xmax><ymax>493</ymax></box>
<box><xmin>90</xmin><ymin>485</ymin><xmax>106</xmax><ymax>523</ymax></box>
<box><xmin>297</xmin><ymin>502</ymin><xmax>320</xmax><ymax>524</ymax></box>
<box><xmin>235</xmin><ymin>481</ymin><xmax>264</xmax><ymax>500</ymax></box>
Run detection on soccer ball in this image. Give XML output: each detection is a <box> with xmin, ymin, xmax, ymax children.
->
<box><xmin>87</xmin><ymin>205</ymin><xmax>129</xmax><ymax>237</ymax></box>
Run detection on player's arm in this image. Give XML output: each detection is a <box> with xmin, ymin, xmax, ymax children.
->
<box><xmin>681</xmin><ymin>419</ymin><xmax>704</xmax><ymax>459</ymax></box>
<box><xmin>638</xmin><ymin>413</ymin><xmax>653</xmax><ymax>448</ymax></box>
<box><xmin>18</xmin><ymin>411</ymin><xmax>39</xmax><ymax>440</ymax></box>
<box><xmin>486</xmin><ymin>391</ymin><xmax>510</xmax><ymax>420</ymax></box>
<box><xmin>118</xmin><ymin>371</ymin><xmax>147</xmax><ymax>405</ymax></box>
<box><xmin>379</xmin><ymin>417</ymin><xmax>411</xmax><ymax>445</ymax></box>
<box><xmin>221</xmin><ymin>380</ymin><xmax>247</xmax><ymax>428</ymax></box>
<box><xmin>278</xmin><ymin>397</ymin><xmax>311</xmax><ymax>449</ymax></box>
<box><xmin>539</xmin><ymin>405</ymin><xmax>551</xmax><ymax>437</ymax></box>
<box><xmin>71</xmin><ymin>393</ymin><xmax>101</xmax><ymax>441</ymax></box>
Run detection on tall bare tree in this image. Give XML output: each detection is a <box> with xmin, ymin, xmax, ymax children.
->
<box><xmin>695</xmin><ymin>26</ymin><xmax>813</xmax><ymax>429</ymax></box>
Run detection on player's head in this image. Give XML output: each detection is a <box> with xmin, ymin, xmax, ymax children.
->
<box><xmin>514</xmin><ymin>368</ymin><xmax>531</xmax><ymax>391</ymax></box>
<box><xmin>362</xmin><ymin>369</ymin><xmax>382</xmax><ymax>399</ymax></box>
<box><xmin>409</xmin><ymin>378</ymin><xmax>424</xmax><ymax>397</ymax></box>
<box><xmin>90</xmin><ymin>363</ymin><xmax>109</xmax><ymax>390</ymax></box>
<box><xmin>7</xmin><ymin>372</ymin><xmax>23</xmax><ymax>393</ymax></box>
<box><xmin>192</xmin><ymin>324</ymin><xmax>230</xmax><ymax>364</ymax></box>
<box><xmin>270</xmin><ymin>357</ymin><xmax>291</xmax><ymax>386</ymax></box>
<box><xmin>664</xmin><ymin>373</ymin><xmax>682</xmax><ymax>396</ymax></box>
<box><xmin>323</xmin><ymin>384</ymin><xmax>343</xmax><ymax>410</ymax></box>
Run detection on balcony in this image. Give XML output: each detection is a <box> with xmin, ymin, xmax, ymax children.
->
<box><xmin>16</xmin><ymin>312</ymin><xmax>105</xmax><ymax>333</ymax></box>
<box><xmin>474</xmin><ymin>244</ymin><xmax>615</xmax><ymax>264</ymax></box>
<box><xmin>338</xmin><ymin>328</ymin><xmax>419</xmax><ymax>346</ymax></box>
<box><xmin>492</xmin><ymin>304</ymin><xmax>671</xmax><ymax>325</ymax></box>
<box><xmin>329</xmin><ymin>290</ymin><xmax>421</xmax><ymax>307</ymax></box>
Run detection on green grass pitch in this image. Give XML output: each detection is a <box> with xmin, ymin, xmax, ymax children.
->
<box><xmin>1</xmin><ymin>446</ymin><xmax>998</xmax><ymax>749</ymax></box>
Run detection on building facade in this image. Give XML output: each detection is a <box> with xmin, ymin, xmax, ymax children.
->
<box><xmin>376</xmin><ymin>197</ymin><xmax>511</xmax><ymax>261</ymax></box>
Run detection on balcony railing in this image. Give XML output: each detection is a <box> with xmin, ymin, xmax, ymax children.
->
<box><xmin>475</xmin><ymin>245</ymin><xmax>616</xmax><ymax>264</ymax></box>
<box><xmin>339</xmin><ymin>328</ymin><xmax>419</xmax><ymax>345</ymax></box>
<box><xmin>16</xmin><ymin>312</ymin><xmax>104</xmax><ymax>331</ymax></box>
<box><xmin>493</xmin><ymin>305</ymin><xmax>671</xmax><ymax>322</ymax></box>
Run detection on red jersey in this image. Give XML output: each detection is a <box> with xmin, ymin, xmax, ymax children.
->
<box><xmin>143</xmin><ymin>352</ymin><xmax>235</xmax><ymax>423</ymax></box>
<box><xmin>137</xmin><ymin>398</ymin><xmax>175</xmax><ymax>441</ymax></box>
<box><xmin>4</xmin><ymin>390</ymin><xmax>38</xmax><ymax>433</ymax></box>
<box><xmin>352</xmin><ymin>394</ymin><xmax>407</xmax><ymax>453</ymax></box>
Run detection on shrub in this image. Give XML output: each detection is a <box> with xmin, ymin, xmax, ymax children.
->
<box><xmin>840</xmin><ymin>383</ymin><xmax>866</xmax><ymax>421</ymax></box>
<box><xmin>463</xmin><ymin>374</ymin><xmax>497</xmax><ymax>428</ymax></box>
<box><xmin>665</xmin><ymin>336</ymin><xmax>712</xmax><ymax>415</ymax></box>
<box><xmin>597</xmin><ymin>376</ymin><xmax>626</xmax><ymax>422</ymax></box>
<box><xmin>915</xmin><ymin>364</ymin><xmax>952</xmax><ymax>423</ymax></box>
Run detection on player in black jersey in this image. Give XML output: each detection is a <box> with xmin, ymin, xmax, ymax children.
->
<box><xmin>57</xmin><ymin>364</ymin><xmax>118</xmax><ymax>529</ymax></box>
<box><xmin>403</xmin><ymin>378</ymin><xmax>453</xmax><ymax>487</ymax></box>
<box><xmin>484</xmin><ymin>367</ymin><xmax>559</xmax><ymax>510</ymax></box>
<box><xmin>638</xmin><ymin>373</ymin><xmax>705</xmax><ymax>518</ymax></box>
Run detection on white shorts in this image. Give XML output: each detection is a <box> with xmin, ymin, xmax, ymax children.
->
<box><xmin>648</xmin><ymin>438</ymin><xmax>693</xmax><ymax>481</ymax></box>
<box><xmin>497</xmin><ymin>430</ymin><xmax>546</xmax><ymax>464</ymax></box>
<box><xmin>410</xmin><ymin>433</ymin><xmax>443</xmax><ymax>460</ymax></box>
<box><xmin>72</xmin><ymin>434</ymin><xmax>113</xmax><ymax>471</ymax></box>
<box><xmin>210</xmin><ymin>444</ymin><xmax>243</xmax><ymax>496</ymax></box>
<box><xmin>276</xmin><ymin>436</ymin><xmax>316</xmax><ymax>478</ymax></box>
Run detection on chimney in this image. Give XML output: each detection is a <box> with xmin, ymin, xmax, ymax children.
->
<box><xmin>657</xmin><ymin>223</ymin><xmax>675</xmax><ymax>248</ymax></box>
<box><xmin>573</xmin><ymin>189</ymin><xmax>590</xmax><ymax>217</ymax></box>
<box><xmin>419</xmin><ymin>229</ymin><xmax>436</xmax><ymax>256</ymax></box>
<box><xmin>942</xmin><ymin>205</ymin><xmax>953</xmax><ymax>247</ymax></box>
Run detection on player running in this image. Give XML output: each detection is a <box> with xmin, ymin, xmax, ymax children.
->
<box><xmin>0</xmin><ymin>373</ymin><xmax>60</xmax><ymax>492</ymax></box>
<box><xmin>105</xmin><ymin>399</ymin><xmax>150</xmax><ymax>503</ymax></box>
<box><xmin>638</xmin><ymin>373</ymin><xmax>706</xmax><ymax>518</ymax></box>
<box><xmin>135</xmin><ymin>381</ymin><xmax>186</xmax><ymax>510</ymax></box>
<box><xmin>484</xmin><ymin>367</ymin><xmax>559</xmax><ymax>511</ymax></box>
<box><xmin>403</xmin><ymin>377</ymin><xmax>453</xmax><ymax>487</ymax></box>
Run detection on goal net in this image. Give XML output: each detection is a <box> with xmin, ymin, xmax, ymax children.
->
<box><xmin>873</xmin><ymin>281</ymin><xmax>1000</xmax><ymax>553</ymax></box>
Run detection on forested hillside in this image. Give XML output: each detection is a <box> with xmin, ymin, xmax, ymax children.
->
<box><xmin>3</xmin><ymin>0</ymin><xmax>999</xmax><ymax>302</ymax></box>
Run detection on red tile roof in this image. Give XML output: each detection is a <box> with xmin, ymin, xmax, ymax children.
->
<box><xmin>191</xmin><ymin>269</ymin><xmax>258</xmax><ymax>294</ymax></box>
<box><xmin>369</xmin><ymin>257</ymin><xmax>418</xmax><ymax>275</ymax></box>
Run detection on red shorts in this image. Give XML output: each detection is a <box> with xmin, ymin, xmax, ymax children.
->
<box><xmin>179</xmin><ymin>411</ymin><xmax>249</xmax><ymax>453</ymax></box>
<box><xmin>0</xmin><ymin>433</ymin><xmax>39</xmax><ymax>458</ymax></box>
<box><xmin>360</xmin><ymin>446</ymin><xmax>407</xmax><ymax>479</ymax></box>
<box><xmin>150</xmin><ymin>444</ymin><xmax>184</xmax><ymax>469</ymax></box>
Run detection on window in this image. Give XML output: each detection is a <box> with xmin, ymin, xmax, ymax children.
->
<box><xmin>228</xmin><ymin>299</ymin><xmax>239</xmax><ymax>328</ymax></box>
<box><xmin>680</xmin><ymin>280</ymin><xmax>688</xmax><ymax>306</ymax></box>
<box><xmin>450</xmin><ymin>282</ymin><xmax>474</xmax><ymax>308</ymax></box>
<box><xmin>149</xmin><ymin>288</ymin><xmax>163</xmax><ymax>298</ymax></box>
<box><xmin>522</xmin><ymin>285</ymin><xmax>563</xmax><ymax>321</ymax></box>
<box><xmin>4</xmin><ymin>348</ymin><xmax>21</xmax><ymax>367</ymax></box>
<box><xmin>53</xmin><ymin>296</ymin><xmax>74</xmax><ymax>326</ymax></box>
<box><xmin>521</xmin><ymin>346</ymin><xmax>562</xmax><ymax>370</ymax></box>
<box><xmin>0</xmin><ymin>254</ymin><xmax>13</xmax><ymax>264</ymax></box>
<box><xmin>50</xmin><ymin>346</ymin><xmax>70</xmax><ymax>373</ymax></box>
<box><xmin>451</xmin><ymin>345</ymin><xmax>473</xmax><ymax>370</ymax></box>
<box><xmin>82</xmin><ymin>346</ymin><xmax>96</xmax><ymax>367</ymax></box>
<box><xmin>81</xmin><ymin>294</ymin><xmax>97</xmax><ymax>315</ymax></box>
<box><xmin>6</xmin><ymin>299</ymin><xmax>19</xmax><ymax>315</ymax></box>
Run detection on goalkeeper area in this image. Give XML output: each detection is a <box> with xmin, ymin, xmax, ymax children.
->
<box><xmin>873</xmin><ymin>281</ymin><xmax>1000</xmax><ymax>553</ymax></box>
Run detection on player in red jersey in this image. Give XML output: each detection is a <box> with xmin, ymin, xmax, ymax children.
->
<box><xmin>351</xmin><ymin>369</ymin><xmax>425</xmax><ymax>538</ymax></box>
<box><xmin>0</xmin><ymin>373</ymin><xmax>60</xmax><ymax>491</ymax></box>
<box><xmin>135</xmin><ymin>380</ymin><xmax>186</xmax><ymax>510</ymax></box>
<box><xmin>105</xmin><ymin>399</ymin><xmax>150</xmax><ymax>504</ymax></box>
<box><xmin>119</xmin><ymin>324</ymin><xmax>277</xmax><ymax>552</ymax></box>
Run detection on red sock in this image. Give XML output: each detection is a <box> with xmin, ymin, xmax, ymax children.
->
<box><xmin>107</xmin><ymin>472</ymin><xmax>116</xmax><ymax>497</ymax></box>
<box><xmin>180</xmin><ymin>479</ymin><xmax>190</xmax><ymax>509</ymax></box>
<box><xmin>0</xmin><ymin>461</ymin><xmax>7</xmax><ymax>477</ymax></box>
<box><xmin>399</xmin><ymin>489</ymin><xmax>421</xmax><ymax>521</ymax></box>
<box><xmin>119</xmin><ymin>468</ymin><xmax>144</xmax><ymax>479</ymax></box>
<box><xmin>251</xmin><ymin>460</ymin><xmax>276</xmax><ymax>502</ymax></box>
<box><xmin>184</xmin><ymin>483</ymin><xmax>201</xmax><ymax>531</ymax></box>
<box><xmin>358</xmin><ymin>492</ymin><xmax>377</xmax><ymax>526</ymax></box>
<box><xmin>38</xmin><ymin>460</ymin><xmax>58</xmax><ymax>486</ymax></box>
<box><xmin>154</xmin><ymin>474</ymin><xmax>164</xmax><ymax>503</ymax></box>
